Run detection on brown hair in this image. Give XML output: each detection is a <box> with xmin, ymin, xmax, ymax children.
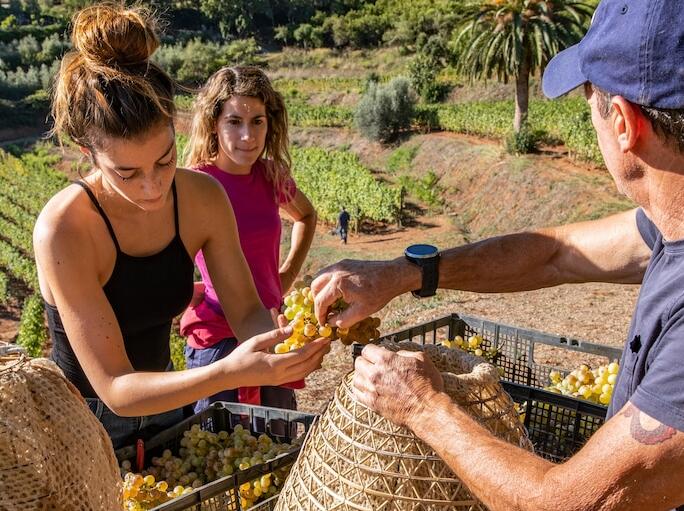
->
<box><xmin>51</xmin><ymin>2</ymin><xmax>175</xmax><ymax>149</ymax></box>
<box><xmin>593</xmin><ymin>84</ymin><xmax>684</xmax><ymax>154</ymax></box>
<box><xmin>185</xmin><ymin>66</ymin><xmax>291</xmax><ymax>195</ymax></box>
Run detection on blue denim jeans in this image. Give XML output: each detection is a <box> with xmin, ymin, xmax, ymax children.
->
<box><xmin>184</xmin><ymin>337</ymin><xmax>297</xmax><ymax>414</ymax></box>
<box><xmin>85</xmin><ymin>398</ymin><xmax>185</xmax><ymax>450</ymax></box>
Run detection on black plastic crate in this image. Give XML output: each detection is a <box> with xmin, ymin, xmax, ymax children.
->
<box><xmin>356</xmin><ymin>313</ymin><xmax>622</xmax><ymax>390</ymax></box>
<box><xmin>503</xmin><ymin>382</ymin><xmax>607</xmax><ymax>462</ymax></box>
<box><xmin>115</xmin><ymin>402</ymin><xmax>317</xmax><ymax>511</ymax></box>
<box><xmin>248</xmin><ymin>495</ymin><xmax>278</xmax><ymax>511</ymax></box>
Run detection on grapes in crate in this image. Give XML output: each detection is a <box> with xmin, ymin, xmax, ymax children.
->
<box><xmin>441</xmin><ymin>334</ymin><xmax>501</xmax><ymax>363</ymax></box>
<box><xmin>120</xmin><ymin>424</ymin><xmax>296</xmax><ymax>510</ymax></box>
<box><xmin>546</xmin><ymin>361</ymin><xmax>620</xmax><ymax>405</ymax></box>
<box><xmin>121</xmin><ymin>471</ymin><xmax>193</xmax><ymax>511</ymax></box>
<box><xmin>276</xmin><ymin>276</ymin><xmax>382</xmax><ymax>353</ymax></box>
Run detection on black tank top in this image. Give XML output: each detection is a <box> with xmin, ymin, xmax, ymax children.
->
<box><xmin>47</xmin><ymin>180</ymin><xmax>194</xmax><ymax>398</ymax></box>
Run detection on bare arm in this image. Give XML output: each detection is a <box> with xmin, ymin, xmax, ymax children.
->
<box><xmin>410</xmin><ymin>398</ymin><xmax>683</xmax><ymax>511</ymax></box>
<box><xmin>353</xmin><ymin>346</ymin><xmax>684</xmax><ymax>511</ymax></box>
<box><xmin>314</xmin><ymin>208</ymin><xmax>651</xmax><ymax>326</ymax></box>
<box><xmin>279</xmin><ymin>189</ymin><xmax>317</xmax><ymax>293</ymax></box>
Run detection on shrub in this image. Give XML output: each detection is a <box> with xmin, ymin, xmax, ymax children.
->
<box><xmin>293</xmin><ymin>23</ymin><xmax>325</xmax><ymax>49</ymax></box>
<box><xmin>505</xmin><ymin>123</ymin><xmax>539</xmax><ymax>155</ymax></box>
<box><xmin>0</xmin><ymin>40</ymin><xmax>21</xmax><ymax>70</ymax></box>
<box><xmin>16</xmin><ymin>294</ymin><xmax>48</xmax><ymax>358</ymax></box>
<box><xmin>224</xmin><ymin>37</ymin><xmax>264</xmax><ymax>66</ymax></box>
<box><xmin>355</xmin><ymin>77</ymin><xmax>415</xmax><ymax>144</ymax></box>
<box><xmin>409</xmin><ymin>53</ymin><xmax>449</xmax><ymax>103</ymax></box>
<box><xmin>37</xmin><ymin>33</ymin><xmax>70</xmax><ymax>63</ymax></box>
<box><xmin>274</xmin><ymin>25</ymin><xmax>292</xmax><ymax>46</ymax></box>
<box><xmin>17</xmin><ymin>35</ymin><xmax>40</xmax><ymax>66</ymax></box>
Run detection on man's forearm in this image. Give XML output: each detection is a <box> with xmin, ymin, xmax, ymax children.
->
<box><xmin>409</xmin><ymin>392</ymin><xmax>558</xmax><ymax>511</ymax></box>
<box><xmin>438</xmin><ymin>230</ymin><xmax>565</xmax><ymax>292</ymax></box>
<box><xmin>388</xmin><ymin>230</ymin><xmax>564</xmax><ymax>299</ymax></box>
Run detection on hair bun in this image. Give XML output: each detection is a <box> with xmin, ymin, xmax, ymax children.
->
<box><xmin>71</xmin><ymin>3</ymin><xmax>159</xmax><ymax>68</ymax></box>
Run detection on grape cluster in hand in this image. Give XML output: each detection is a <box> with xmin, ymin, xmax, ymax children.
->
<box><xmin>276</xmin><ymin>276</ymin><xmax>382</xmax><ymax>354</ymax></box>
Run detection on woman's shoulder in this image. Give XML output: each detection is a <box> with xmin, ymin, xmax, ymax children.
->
<box><xmin>175</xmin><ymin>167</ymin><xmax>229</xmax><ymax>208</ymax></box>
<box><xmin>34</xmin><ymin>182</ymin><xmax>101</xmax><ymax>256</ymax></box>
<box><xmin>176</xmin><ymin>166</ymin><xmax>221</xmax><ymax>188</ymax></box>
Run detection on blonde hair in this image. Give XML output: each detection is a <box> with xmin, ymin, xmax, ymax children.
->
<box><xmin>185</xmin><ymin>66</ymin><xmax>291</xmax><ymax>195</ymax></box>
<box><xmin>51</xmin><ymin>2</ymin><xmax>175</xmax><ymax>149</ymax></box>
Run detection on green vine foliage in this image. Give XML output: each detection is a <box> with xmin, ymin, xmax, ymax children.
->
<box><xmin>17</xmin><ymin>293</ymin><xmax>47</xmax><ymax>357</ymax></box>
<box><xmin>291</xmin><ymin>146</ymin><xmax>401</xmax><ymax>224</ymax></box>
<box><xmin>170</xmin><ymin>327</ymin><xmax>187</xmax><ymax>371</ymax></box>
<box><xmin>0</xmin><ymin>271</ymin><xmax>8</xmax><ymax>307</ymax></box>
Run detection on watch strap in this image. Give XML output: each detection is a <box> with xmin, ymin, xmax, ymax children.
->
<box><xmin>409</xmin><ymin>253</ymin><xmax>439</xmax><ymax>298</ymax></box>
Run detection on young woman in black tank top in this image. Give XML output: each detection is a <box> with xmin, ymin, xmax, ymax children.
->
<box><xmin>34</xmin><ymin>3</ymin><xmax>329</xmax><ymax>449</ymax></box>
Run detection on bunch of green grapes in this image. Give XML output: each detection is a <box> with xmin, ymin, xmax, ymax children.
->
<box><xmin>238</xmin><ymin>466</ymin><xmax>290</xmax><ymax>509</ymax></box>
<box><xmin>276</xmin><ymin>277</ymin><xmax>381</xmax><ymax>353</ymax></box>
<box><xmin>121</xmin><ymin>471</ymin><xmax>192</xmax><ymax>511</ymax></box>
<box><xmin>120</xmin><ymin>424</ymin><xmax>296</xmax><ymax>510</ymax></box>
<box><xmin>440</xmin><ymin>334</ymin><xmax>500</xmax><ymax>362</ymax></box>
<box><xmin>546</xmin><ymin>361</ymin><xmax>620</xmax><ymax>405</ymax></box>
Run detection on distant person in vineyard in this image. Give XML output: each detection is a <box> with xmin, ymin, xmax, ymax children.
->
<box><xmin>313</xmin><ymin>1</ymin><xmax>684</xmax><ymax>509</ymax></box>
<box><xmin>179</xmin><ymin>66</ymin><xmax>317</xmax><ymax>413</ymax></box>
<box><xmin>34</xmin><ymin>3</ymin><xmax>329</xmax><ymax>449</ymax></box>
<box><xmin>337</xmin><ymin>206</ymin><xmax>350</xmax><ymax>244</ymax></box>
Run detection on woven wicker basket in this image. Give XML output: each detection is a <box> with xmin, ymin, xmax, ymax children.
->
<box><xmin>275</xmin><ymin>341</ymin><xmax>532</xmax><ymax>510</ymax></box>
<box><xmin>0</xmin><ymin>354</ymin><xmax>121</xmax><ymax>510</ymax></box>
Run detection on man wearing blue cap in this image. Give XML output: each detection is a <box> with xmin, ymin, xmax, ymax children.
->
<box><xmin>312</xmin><ymin>1</ymin><xmax>684</xmax><ymax>509</ymax></box>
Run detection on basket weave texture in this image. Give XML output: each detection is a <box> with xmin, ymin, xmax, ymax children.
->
<box><xmin>275</xmin><ymin>341</ymin><xmax>532</xmax><ymax>511</ymax></box>
<box><xmin>0</xmin><ymin>355</ymin><xmax>122</xmax><ymax>510</ymax></box>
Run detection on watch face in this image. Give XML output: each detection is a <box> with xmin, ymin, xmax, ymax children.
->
<box><xmin>405</xmin><ymin>244</ymin><xmax>439</xmax><ymax>259</ymax></box>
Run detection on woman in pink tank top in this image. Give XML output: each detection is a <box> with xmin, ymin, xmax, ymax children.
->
<box><xmin>180</xmin><ymin>66</ymin><xmax>317</xmax><ymax>412</ymax></box>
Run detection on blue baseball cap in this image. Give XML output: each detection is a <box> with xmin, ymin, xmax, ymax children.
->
<box><xmin>542</xmin><ymin>0</ymin><xmax>684</xmax><ymax>109</ymax></box>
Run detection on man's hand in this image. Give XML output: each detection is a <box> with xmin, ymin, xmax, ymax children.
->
<box><xmin>312</xmin><ymin>258</ymin><xmax>416</xmax><ymax>328</ymax></box>
<box><xmin>352</xmin><ymin>344</ymin><xmax>444</xmax><ymax>427</ymax></box>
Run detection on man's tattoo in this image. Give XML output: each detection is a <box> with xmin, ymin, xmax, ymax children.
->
<box><xmin>622</xmin><ymin>403</ymin><xmax>677</xmax><ymax>445</ymax></box>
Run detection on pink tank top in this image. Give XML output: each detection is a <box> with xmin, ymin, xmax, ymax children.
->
<box><xmin>187</xmin><ymin>160</ymin><xmax>296</xmax><ymax>347</ymax></box>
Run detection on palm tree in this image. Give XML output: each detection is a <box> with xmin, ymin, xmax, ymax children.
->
<box><xmin>455</xmin><ymin>0</ymin><xmax>593</xmax><ymax>132</ymax></box>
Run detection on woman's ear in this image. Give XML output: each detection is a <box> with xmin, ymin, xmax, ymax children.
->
<box><xmin>78</xmin><ymin>146</ymin><xmax>96</xmax><ymax>167</ymax></box>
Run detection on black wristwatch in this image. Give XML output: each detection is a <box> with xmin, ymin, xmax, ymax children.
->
<box><xmin>404</xmin><ymin>244</ymin><xmax>440</xmax><ymax>298</ymax></box>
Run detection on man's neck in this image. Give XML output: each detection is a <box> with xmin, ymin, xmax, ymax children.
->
<box><xmin>641</xmin><ymin>163</ymin><xmax>684</xmax><ymax>242</ymax></box>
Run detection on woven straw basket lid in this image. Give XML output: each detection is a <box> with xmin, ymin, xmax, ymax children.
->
<box><xmin>0</xmin><ymin>354</ymin><xmax>122</xmax><ymax>510</ymax></box>
<box><xmin>275</xmin><ymin>341</ymin><xmax>532</xmax><ymax>511</ymax></box>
